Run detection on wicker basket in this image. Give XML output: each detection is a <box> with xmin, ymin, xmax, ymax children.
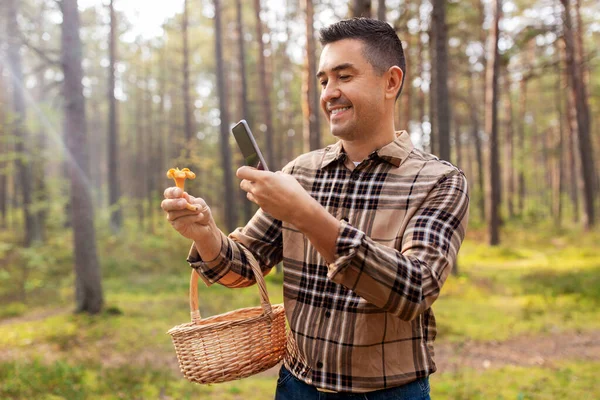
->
<box><xmin>168</xmin><ymin>263</ymin><xmax>286</xmax><ymax>384</ymax></box>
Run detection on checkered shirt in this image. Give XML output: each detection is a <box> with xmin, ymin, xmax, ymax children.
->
<box><xmin>188</xmin><ymin>131</ymin><xmax>470</xmax><ymax>393</ymax></box>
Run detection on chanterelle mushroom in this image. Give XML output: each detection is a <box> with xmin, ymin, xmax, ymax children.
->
<box><xmin>167</xmin><ymin>167</ymin><xmax>198</xmax><ymax>211</ymax></box>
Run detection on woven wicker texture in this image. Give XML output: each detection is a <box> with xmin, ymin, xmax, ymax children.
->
<box><xmin>168</xmin><ymin>262</ymin><xmax>286</xmax><ymax>384</ymax></box>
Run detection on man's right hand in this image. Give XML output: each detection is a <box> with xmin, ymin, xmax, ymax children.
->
<box><xmin>161</xmin><ymin>187</ymin><xmax>216</xmax><ymax>242</ymax></box>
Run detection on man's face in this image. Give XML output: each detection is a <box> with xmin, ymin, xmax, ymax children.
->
<box><xmin>317</xmin><ymin>39</ymin><xmax>387</xmax><ymax>141</ymax></box>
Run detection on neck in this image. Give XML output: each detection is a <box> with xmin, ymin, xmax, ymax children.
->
<box><xmin>341</xmin><ymin>120</ymin><xmax>396</xmax><ymax>163</ymax></box>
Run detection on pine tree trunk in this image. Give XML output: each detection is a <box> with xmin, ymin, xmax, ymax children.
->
<box><xmin>468</xmin><ymin>73</ymin><xmax>485</xmax><ymax>222</ymax></box>
<box><xmin>214</xmin><ymin>0</ymin><xmax>237</xmax><ymax>232</ymax></box>
<box><xmin>302</xmin><ymin>0</ymin><xmax>321</xmax><ymax>151</ymax></box>
<box><xmin>6</xmin><ymin>0</ymin><xmax>41</xmax><ymax>246</ymax></box>
<box><xmin>253</xmin><ymin>0</ymin><xmax>275</xmax><ymax>170</ymax></box>
<box><xmin>503</xmin><ymin>74</ymin><xmax>514</xmax><ymax>219</ymax></box>
<box><xmin>0</xmin><ymin>65</ymin><xmax>6</xmax><ymax>229</ymax></box>
<box><xmin>485</xmin><ymin>0</ymin><xmax>501</xmax><ymax>245</ymax></box>
<box><xmin>400</xmin><ymin>32</ymin><xmax>412</xmax><ymax>130</ymax></box>
<box><xmin>61</xmin><ymin>0</ymin><xmax>103</xmax><ymax>314</ymax></box>
<box><xmin>517</xmin><ymin>78</ymin><xmax>527</xmax><ymax>217</ymax></box>
<box><xmin>235</xmin><ymin>0</ymin><xmax>253</xmax><ymax>222</ymax></box>
<box><xmin>561</xmin><ymin>0</ymin><xmax>596</xmax><ymax>228</ymax></box>
<box><xmin>351</xmin><ymin>0</ymin><xmax>372</xmax><ymax>17</ymax></box>
<box><xmin>431</xmin><ymin>0</ymin><xmax>450</xmax><ymax>162</ymax></box>
<box><xmin>182</xmin><ymin>0</ymin><xmax>193</xmax><ymax>145</ymax></box>
<box><xmin>377</xmin><ymin>0</ymin><xmax>386</xmax><ymax>21</ymax></box>
<box><xmin>108</xmin><ymin>0</ymin><xmax>122</xmax><ymax>233</ymax></box>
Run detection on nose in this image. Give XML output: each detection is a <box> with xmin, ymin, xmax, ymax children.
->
<box><xmin>321</xmin><ymin>81</ymin><xmax>341</xmax><ymax>103</ymax></box>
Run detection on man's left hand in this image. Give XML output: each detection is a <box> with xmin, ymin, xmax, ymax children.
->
<box><xmin>237</xmin><ymin>166</ymin><xmax>315</xmax><ymax>225</ymax></box>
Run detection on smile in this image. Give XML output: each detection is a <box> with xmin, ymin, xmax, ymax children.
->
<box><xmin>330</xmin><ymin>106</ymin><xmax>351</xmax><ymax>115</ymax></box>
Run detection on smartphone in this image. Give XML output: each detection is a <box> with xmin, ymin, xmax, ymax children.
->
<box><xmin>231</xmin><ymin>120</ymin><xmax>269</xmax><ymax>171</ymax></box>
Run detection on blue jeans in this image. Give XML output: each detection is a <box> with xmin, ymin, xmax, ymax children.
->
<box><xmin>274</xmin><ymin>366</ymin><xmax>431</xmax><ymax>400</ymax></box>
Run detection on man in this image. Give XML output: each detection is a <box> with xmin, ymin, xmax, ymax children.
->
<box><xmin>162</xmin><ymin>18</ymin><xmax>469</xmax><ymax>400</ymax></box>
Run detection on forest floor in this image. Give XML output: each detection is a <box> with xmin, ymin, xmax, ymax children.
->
<box><xmin>1</xmin><ymin>224</ymin><xmax>600</xmax><ymax>398</ymax></box>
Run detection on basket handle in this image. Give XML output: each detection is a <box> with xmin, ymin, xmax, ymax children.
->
<box><xmin>189</xmin><ymin>260</ymin><xmax>274</xmax><ymax>324</ymax></box>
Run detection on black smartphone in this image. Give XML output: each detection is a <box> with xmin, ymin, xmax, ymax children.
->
<box><xmin>231</xmin><ymin>120</ymin><xmax>269</xmax><ymax>171</ymax></box>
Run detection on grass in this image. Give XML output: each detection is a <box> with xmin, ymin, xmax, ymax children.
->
<box><xmin>1</xmin><ymin>223</ymin><xmax>599</xmax><ymax>398</ymax></box>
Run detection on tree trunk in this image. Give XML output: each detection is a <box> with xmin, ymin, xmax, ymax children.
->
<box><xmin>253</xmin><ymin>0</ymin><xmax>275</xmax><ymax>170</ymax></box>
<box><xmin>214</xmin><ymin>0</ymin><xmax>237</xmax><ymax>232</ymax></box>
<box><xmin>377</xmin><ymin>0</ymin><xmax>386</xmax><ymax>21</ymax></box>
<box><xmin>107</xmin><ymin>0</ymin><xmax>122</xmax><ymax>233</ymax></box>
<box><xmin>553</xmin><ymin>54</ymin><xmax>564</xmax><ymax>227</ymax></box>
<box><xmin>0</xmin><ymin>64</ymin><xmax>7</xmax><ymax>229</ymax></box>
<box><xmin>431</xmin><ymin>0</ymin><xmax>450</xmax><ymax>162</ymax></box>
<box><xmin>468</xmin><ymin>73</ymin><xmax>485</xmax><ymax>222</ymax></box>
<box><xmin>235</xmin><ymin>0</ymin><xmax>253</xmax><ymax>222</ymax></box>
<box><xmin>399</xmin><ymin>32</ymin><xmax>412</xmax><ymax>130</ymax></box>
<box><xmin>351</xmin><ymin>0</ymin><xmax>372</xmax><ymax>17</ymax></box>
<box><xmin>485</xmin><ymin>0</ymin><xmax>501</xmax><ymax>245</ymax></box>
<box><xmin>416</xmin><ymin>15</ymin><xmax>426</xmax><ymax>149</ymax></box>
<box><xmin>6</xmin><ymin>0</ymin><xmax>41</xmax><ymax>247</ymax></box>
<box><xmin>302</xmin><ymin>0</ymin><xmax>321</xmax><ymax>151</ymax></box>
<box><xmin>503</xmin><ymin>73</ymin><xmax>514</xmax><ymax>219</ymax></box>
<box><xmin>182</xmin><ymin>0</ymin><xmax>194</xmax><ymax>146</ymax></box>
<box><xmin>428</xmin><ymin>24</ymin><xmax>437</xmax><ymax>155</ymax></box>
<box><xmin>561</xmin><ymin>0</ymin><xmax>595</xmax><ymax>228</ymax></box>
<box><xmin>61</xmin><ymin>0</ymin><xmax>103</xmax><ymax>314</ymax></box>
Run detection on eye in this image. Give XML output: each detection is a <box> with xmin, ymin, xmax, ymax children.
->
<box><xmin>320</xmin><ymin>80</ymin><xmax>328</xmax><ymax>88</ymax></box>
<box><xmin>339</xmin><ymin>75</ymin><xmax>351</xmax><ymax>81</ymax></box>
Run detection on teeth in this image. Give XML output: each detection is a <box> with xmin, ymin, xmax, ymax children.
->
<box><xmin>331</xmin><ymin>107</ymin><xmax>350</xmax><ymax>115</ymax></box>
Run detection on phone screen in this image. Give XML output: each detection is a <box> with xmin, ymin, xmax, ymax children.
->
<box><xmin>232</xmin><ymin>120</ymin><xmax>269</xmax><ymax>171</ymax></box>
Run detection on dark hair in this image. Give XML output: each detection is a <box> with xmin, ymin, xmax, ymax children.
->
<box><xmin>319</xmin><ymin>18</ymin><xmax>406</xmax><ymax>99</ymax></box>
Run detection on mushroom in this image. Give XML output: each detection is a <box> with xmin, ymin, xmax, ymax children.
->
<box><xmin>167</xmin><ymin>167</ymin><xmax>198</xmax><ymax>211</ymax></box>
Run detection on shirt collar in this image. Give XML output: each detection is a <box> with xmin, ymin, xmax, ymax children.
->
<box><xmin>320</xmin><ymin>131</ymin><xmax>414</xmax><ymax>169</ymax></box>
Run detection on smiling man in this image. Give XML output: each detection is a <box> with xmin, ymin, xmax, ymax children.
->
<box><xmin>162</xmin><ymin>18</ymin><xmax>469</xmax><ymax>400</ymax></box>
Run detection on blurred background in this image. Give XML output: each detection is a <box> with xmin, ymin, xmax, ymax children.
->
<box><xmin>0</xmin><ymin>0</ymin><xmax>599</xmax><ymax>398</ymax></box>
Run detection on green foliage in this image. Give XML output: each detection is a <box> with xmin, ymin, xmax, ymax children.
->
<box><xmin>431</xmin><ymin>362</ymin><xmax>600</xmax><ymax>400</ymax></box>
<box><xmin>1</xmin><ymin>222</ymin><xmax>600</xmax><ymax>398</ymax></box>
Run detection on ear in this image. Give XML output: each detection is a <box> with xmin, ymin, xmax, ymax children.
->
<box><xmin>384</xmin><ymin>66</ymin><xmax>404</xmax><ymax>100</ymax></box>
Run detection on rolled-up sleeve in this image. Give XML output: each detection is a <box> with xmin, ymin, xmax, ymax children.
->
<box><xmin>327</xmin><ymin>171</ymin><xmax>469</xmax><ymax>320</ymax></box>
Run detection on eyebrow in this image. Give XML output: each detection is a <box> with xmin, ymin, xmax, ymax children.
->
<box><xmin>316</xmin><ymin>63</ymin><xmax>356</xmax><ymax>79</ymax></box>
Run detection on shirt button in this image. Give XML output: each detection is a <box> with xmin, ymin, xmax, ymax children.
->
<box><xmin>316</xmin><ymin>361</ymin><xmax>323</xmax><ymax>369</ymax></box>
<box><xmin>325</xmin><ymin>311</ymin><xmax>331</xmax><ymax>318</ymax></box>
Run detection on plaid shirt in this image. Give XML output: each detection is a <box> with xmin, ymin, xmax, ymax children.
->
<box><xmin>188</xmin><ymin>131</ymin><xmax>470</xmax><ymax>393</ymax></box>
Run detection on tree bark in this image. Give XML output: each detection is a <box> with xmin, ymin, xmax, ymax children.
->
<box><xmin>377</xmin><ymin>0</ymin><xmax>386</xmax><ymax>21</ymax></box>
<box><xmin>182</xmin><ymin>0</ymin><xmax>194</xmax><ymax>145</ymax></box>
<box><xmin>351</xmin><ymin>0</ymin><xmax>372</xmax><ymax>17</ymax></box>
<box><xmin>6</xmin><ymin>0</ymin><xmax>41</xmax><ymax>246</ymax></box>
<box><xmin>485</xmin><ymin>0</ymin><xmax>501</xmax><ymax>245</ymax></box>
<box><xmin>0</xmin><ymin>64</ymin><xmax>7</xmax><ymax>229</ymax></box>
<box><xmin>61</xmin><ymin>0</ymin><xmax>103</xmax><ymax>314</ymax></box>
<box><xmin>561</xmin><ymin>0</ymin><xmax>595</xmax><ymax>228</ymax></box>
<box><xmin>107</xmin><ymin>0</ymin><xmax>122</xmax><ymax>233</ymax></box>
<box><xmin>468</xmin><ymin>73</ymin><xmax>485</xmax><ymax>223</ymax></box>
<box><xmin>253</xmin><ymin>0</ymin><xmax>275</xmax><ymax>170</ymax></box>
<box><xmin>302</xmin><ymin>0</ymin><xmax>321</xmax><ymax>151</ymax></box>
<box><xmin>235</xmin><ymin>0</ymin><xmax>253</xmax><ymax>222</ymax></box>
<box><xmin>503</xmin><ymin>73</ymin><xmax>514</xmax><ymax>219</ymax></box>
<box><xmin>431</xmin><ymin>0</ymin><xmax>450</xmax><ymax>162</ymax></box>
<box><xmin>214</xmin><ymin>0</ymin><xmax>237</xmax><ymax>232</ymax></box>
<box><xmin>400</xmin><ymin>32</ymin><xmax>412</xmax><ymax>130</ymax></box>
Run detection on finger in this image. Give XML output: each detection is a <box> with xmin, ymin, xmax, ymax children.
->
<box><xmin>161</xmin><ymin>198</ymin><xmax>188</xmax><ymax>212</ymax></box>
<box><xmin>239</xmin><ymin>179</ymin><xmax>253</xmax><ymax>193</ymax></box>
<box><xmin>171</xmin><ymin>213</ymin><xmax>207</xmax><ymax>230</ymax></box>
<box><xmin>167</xmin><ymin>208</ymin><xmax>203</xmax><ymax>222</ymax></box>
<box><xmin>246</xmin><ymin>191</ymin><xmax>258</xmax><ymax>205</ymax></box>
<box><xmin>164</xmin><ymin>187</ymin><xmax>183</xmax><ymax>199</ymax></box>
<box><xmin>236</xmin><ymin>166</ymin><xmax>269</xmax><ymax>181</ymax></box>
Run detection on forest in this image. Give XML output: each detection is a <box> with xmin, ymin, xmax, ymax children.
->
<box><xmin>1</xmin><ymin>0</ymin><xmax>599</xmax><ymax>398</ymax></box>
